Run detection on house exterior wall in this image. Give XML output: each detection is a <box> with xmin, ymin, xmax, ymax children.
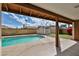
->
<box><xmin>50</xmin><ymin>26</ymin><xmax>56</xmax><ymax>33</ymax></box>
<box><xmin>37</xmin><ymin>26</ymin><xmax>56</xmax><ymax>34</ymax></box>
<box><xmin>37</xmin><ymin>27</ymin><xmax>44</xmax><ymax>34</ymax></box>
<box><xmin>72</xmin><ymin>21</ymin><xmax>79</xmax><ymax>41</ymax></box>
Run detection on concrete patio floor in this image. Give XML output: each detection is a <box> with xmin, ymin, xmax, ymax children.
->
<box><xmin>2</xmin><ymin>36</ymin><xmax>77</xmax><ymax>56</ymax></box>
<box><xmin>57</xmin><ymin>41</ymin><xmax>79</xmax><ymax>56</ymax></box>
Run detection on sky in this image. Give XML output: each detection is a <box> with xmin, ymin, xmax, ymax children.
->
<box><xmin>2</xmin><ymin>11</ymin><xmax>67</xmax><ymax>28</ymax></box>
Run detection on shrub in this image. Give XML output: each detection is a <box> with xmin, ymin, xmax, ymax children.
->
<box><xmin>67</xmin><ymin>27</ymin><xmax>72</xmax><ymax>35</ymax></box>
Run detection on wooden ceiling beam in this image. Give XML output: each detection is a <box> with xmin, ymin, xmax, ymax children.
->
<box><xmin>2</xmin><ymin>3</ymin><xmax>74</xmax><ymax>24</ymax></box>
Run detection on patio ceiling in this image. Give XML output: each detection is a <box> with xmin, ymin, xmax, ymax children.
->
<box><xmin>32</xmin><ymin>3</ymin><xmax>79</xmax><ymax>20</ymax></box>
<box><xmin>2</xmin><ymin>3</ymin><xmax>74</xmax><ymax>24</ymax></box>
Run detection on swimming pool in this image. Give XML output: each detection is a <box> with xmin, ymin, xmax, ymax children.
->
<box><xmin>2</xmin><ymin>35</ymin><xmax>44</xmax><ymax>47</ymax></box>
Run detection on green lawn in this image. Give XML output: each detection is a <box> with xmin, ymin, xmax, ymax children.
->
<box><xmin>48</xmin><ymin>33</ymin><xmax>72</xmax><ymax>39</ymax></box>
<box><xmin>59</xmin><ymin>34</ymin><xmax>72</xmax><ymax>39</ymax></box>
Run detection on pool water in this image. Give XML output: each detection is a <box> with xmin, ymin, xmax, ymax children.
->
<box><xmin>2</xmin><ymin>35</ymin><xmax>43</xmax><ymax>47</ymax></box>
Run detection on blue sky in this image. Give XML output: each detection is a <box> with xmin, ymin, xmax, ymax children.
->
<box><xmin>2</xmin><ymin>11</ymin><xmax>56</xmax><ymax>28</ymax></box>
<box><xmin>2</xmin><ymin>11</ymin><xmax>68</xmax><ymax>28</ymax></box>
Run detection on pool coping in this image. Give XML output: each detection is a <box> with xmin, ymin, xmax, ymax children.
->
<box><xmin>2</xmin><ymin>34</ymin><xmax>42</xmax><ymax>38</ymax></box>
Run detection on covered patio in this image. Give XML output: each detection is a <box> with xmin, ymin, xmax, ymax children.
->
<box><xmin>1</xmin><ymin>3</ymin><xmax>79</xmax><ymax>56</ymax></box>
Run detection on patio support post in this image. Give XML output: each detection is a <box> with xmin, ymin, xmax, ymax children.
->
<box><xmin>72</xmin><ymin>21</ymin><xmax>79</xmax><ymax>41</ymax></box>
<box><xmin>56</xmin><ymin>20</ymin><xmax>60</xmax><ymax>47</ymax></box>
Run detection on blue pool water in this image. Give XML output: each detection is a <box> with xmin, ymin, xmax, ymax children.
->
<box><xmin>2</xmin><ymin>35</ymin><xmax>43</xmax><ymax>47</ymax></box>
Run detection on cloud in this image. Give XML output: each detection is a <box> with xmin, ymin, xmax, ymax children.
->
<box><xmin>2</xmin><ymin>11</ymin><xmax>56</xmax><ymax>28</ymax></box>
<box><xmin>2</xmin><ymin>23</ymin><xmax>16</xmax><ymax>28</ymax></box>
<box><xmin>30</xmin><ymin>17</ymin><xmax>44</xmax><ymax>26</ymax></box>
<box><xmin>31</xmin><ymin>17</ymin><xmax>55</xmax><ymax>26</ymax></box>
<box><xmin>2</xmin><ymin>12</ymin><xmax>9</xmax><ymax>15</ymax></box>
<box><xmin>9</xmin><ymin>13</ymin><xmax>41</xmax><ymax>26</ymax></box>
<box><xmin>9</xmin><ymin>13</ymin><xmax>27</xmax><ymax>24</ymax></box>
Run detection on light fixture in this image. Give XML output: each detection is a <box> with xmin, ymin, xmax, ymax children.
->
<box><xmin>74</xmin><ymin>5</ymin><xmax>79</xmax><ymax>8</ymax></box>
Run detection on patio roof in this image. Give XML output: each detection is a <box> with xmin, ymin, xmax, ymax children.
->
<box><xmin>2</xmin><ymin>3</ymin><xmax>74</xmax><ymax>24</ymax></box>
<box><xmin>32</xmin><ymin>3</ymin><xmax>79</xmax><ymax>20</ymax></box>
